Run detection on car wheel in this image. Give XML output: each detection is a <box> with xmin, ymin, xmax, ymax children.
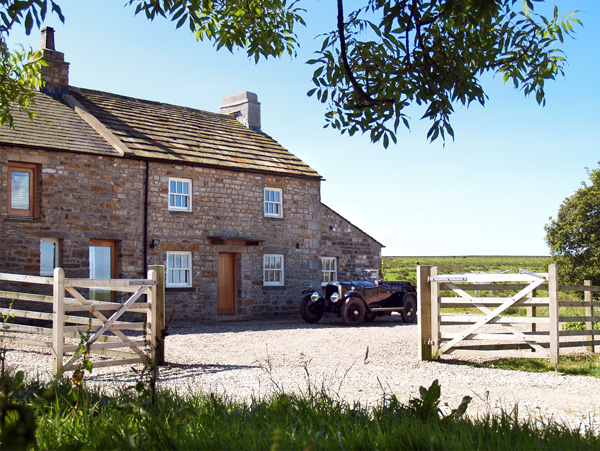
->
<box><xmin>401</xmin><ymin>293</ymin><xmax>417</xmax><ymax>323</ymax></box>
<box><xmin>342</xmin><ymin>298</ymin><xmax>365</xmax><ymax>326</ymax></box>
<box><xmin>300</xmin><ymin>295</ymin><xmax>323</xmax><ymax>324</ymax></box>
<box><xmin>364</xmin><ymin>311</ymin><xmax>376</xmax><ymax>322</ymax></box>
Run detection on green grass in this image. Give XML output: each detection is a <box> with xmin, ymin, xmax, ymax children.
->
<box><xmin>466</xmin><ymin>354</ymin><xmax>600</xmax><ymax>378</ymax></box>
<box><xmin>383</xmin><ymin>255</ymin><xmax>550</xmax><ymax>285</ymax></box>
<box><xmin>4</xmin><ymin>376</ymin><xmax>599</xmax><ymax>450</ymax></box>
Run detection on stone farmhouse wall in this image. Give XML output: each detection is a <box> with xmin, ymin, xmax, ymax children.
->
<box><xmin>147</xmin><ymin>162</ymin><xmax>323</xmax><ymax>319</ymax></box>
<box><xmin>320</xmin><ymin>204</ymin><xmax>383</xmax><ymax>281</ymax></box>
<box><xmin>1</xmin><ymin>147</ymin><xmax>146</xmax><ymax>279</ymax></box>
<box><xmin>0</xmin><ymin>147</ymin><xmax>324</xmax><ymax>321</ymax></box>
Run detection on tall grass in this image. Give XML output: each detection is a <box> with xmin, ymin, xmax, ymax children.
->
<box><xmin>4</xmin><ymin>376</ymin><xmax>599</xmax><ymax>449</ymax></box>
<box><xmin>469</xmin><ymin>354</ymin><xmax>600</xmax><ymax>378</ymax></box>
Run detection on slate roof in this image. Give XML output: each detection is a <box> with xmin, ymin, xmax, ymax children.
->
<box><xmin>0</xmin><ymin>87</ymin><xmax>321</xmax><ymax>179</ymax></box>
<box><xmin>0</xmin><ymin>91</ymin><xmax>118</xmax><ymax>156</ymax></box>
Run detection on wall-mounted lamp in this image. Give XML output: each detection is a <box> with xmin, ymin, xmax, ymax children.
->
<box><xmin>149</xmin><ymin>239</ymin><xmax>161</xmax><ymax>249</ymax></box>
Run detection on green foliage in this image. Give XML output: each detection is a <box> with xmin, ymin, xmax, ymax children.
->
<box><xmin>1</xmin><ymin>1</ymin><xmax>583</xmax><ymax>145</ymax></box>
<box><xmin>308</xmin><ymin>0</ymin><xmax>581</xmax><ymax>146</ymax></box>
<box><xmin>408</xmin><ymin>379</ymin><xmax>472</xmax><ymax>425</ymax></box>
<box><xmin>70</xmin><ymin>317</ymin><xmax>94</xmax><ymax>405</ymax></box>
<box><xmin>1</xmin><ymin>0</ymin><xmax>63</xmax><ymax>128</ymax></box>
<box><xmin>546</xmin><ymin>166</ymin><xmax>600</xmax><ymax>288</ymax></box>
<box><xmin>0</xmin><ymin>302</ymin><xmax>37</xmax><ymax>449</ymax></box>
<box><xmin>0</xmin><ymin>41</ymin><xmax>44</xmax><ymax>128</ymax></box>
<box><xmin>471</xmin><ymin>354</ymin><xmax>600</xmax><ymax>378</ymax></box>
<box><xmin>7</xmin><ymin>376</ymin><xmax>594</xmax><ymax>449</ymax></box>
<box><xmin>130</xmin><ymin>0</ymin><xmax>305</xmax><ymax>62</ymax></box>
<box><xmin>562</xmin><ymin>321</ymin><xmax>600</xmax><ymax>331</ymax></box>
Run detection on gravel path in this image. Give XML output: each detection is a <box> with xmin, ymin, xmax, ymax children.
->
<box><xmin>5</xmin><ymin>316</ymin><xmax>600</xmax><ymax>431</ymax></box>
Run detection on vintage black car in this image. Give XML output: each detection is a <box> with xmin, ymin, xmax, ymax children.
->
<box><xmin>300</xmin><ymin>278</ymin><xmax>417</xmax><ymax>326</ymax></box>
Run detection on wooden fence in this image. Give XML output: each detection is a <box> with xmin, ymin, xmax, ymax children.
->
<box><xmin>0</xmin><ymin>265</ymin><xmax>165</xmax><ymax>376</ymax></box>
<box><xmin>418</xmin><ymin>264</ymin><xmax>599</xmax><ymax>364</ymax></box>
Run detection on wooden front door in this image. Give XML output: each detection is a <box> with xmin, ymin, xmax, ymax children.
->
<box><xmin>217</xmin><ymin>253</ymin><xmax>236</xmax><ymax>315</ymax></box>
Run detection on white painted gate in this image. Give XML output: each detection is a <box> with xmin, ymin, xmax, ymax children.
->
<box><xmin>418</xmin><ymin>265</ymin><xmax>560</xmax><ymax>364</ymax></box>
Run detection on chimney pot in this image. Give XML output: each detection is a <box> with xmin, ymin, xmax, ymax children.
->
<box><xmin>221</xmin><ymin>92</ymin><xmax>261</xmax><ymax>132</ymax></box>
<box><xmin>41</xmin><ymin>27</ymin><xmax>55</xmax><ymax>50</ymax></box>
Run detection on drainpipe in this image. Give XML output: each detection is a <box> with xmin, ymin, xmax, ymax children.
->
<box><xmin>143</xmin><ymin>160</ymin><xmax>149</xmax><ymax>275</ymax></box>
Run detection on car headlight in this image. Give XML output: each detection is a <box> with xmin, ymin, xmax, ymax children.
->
<box><xmin>330</xmin><ymin>292</ymin><xmax>340</xmax><ymax>303</ymax></box>
<box><xmin>311</xmin><ymin>292</ymin><xmax>320</xmax><ymax>302</ymax></box>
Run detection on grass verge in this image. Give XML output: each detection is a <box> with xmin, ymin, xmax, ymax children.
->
<box><xmin>466</xmin><ymin>354</ymin><xmax>600</xmax><ymax>378</ymax></box>
<box><xmin>2</xmin><ymin>375</ymin><xmax>599</xmax><ymax>449</ymax></box>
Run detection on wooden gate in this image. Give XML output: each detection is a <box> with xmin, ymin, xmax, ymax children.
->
<box><xmin>418</xmin><ymin>264</ymin><xmax>560</xmax><ymax>364</ymax></box>
<box><xmin>0</xmin><ymin>265</ymin><xmax>165</xmax><ymax>376</ymax></box>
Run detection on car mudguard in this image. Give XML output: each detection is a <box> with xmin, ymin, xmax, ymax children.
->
<box><xmin>343</xmin><ymin>291</ymin><xmax>370</xmax><ymax>311</ymax></box>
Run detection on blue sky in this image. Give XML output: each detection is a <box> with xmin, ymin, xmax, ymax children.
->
<box><xmin>7</xmin><ymin>0</ymin><xmax>600</xmax><ymax>256</ymax></box>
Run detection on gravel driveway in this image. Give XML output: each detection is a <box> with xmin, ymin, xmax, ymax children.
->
<box><xmin>5</xmin><ymin>315</ymin><xmax>600</xmax><ymax>431</ymax></box>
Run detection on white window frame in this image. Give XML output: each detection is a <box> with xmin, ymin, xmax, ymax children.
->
<box><xmin>264</xmin><ymin>187</ymin><xmax>283</xmax><ymax>218</ymax></box>
<box><xmin>40</xmin><ymin>238</ymin><xmax>59</xmax><ymax>276</ymax></box>
<box><xmin>321</xmin><ymin>257</ymin><xmax>338</xmax><ymax>286</ymax></box>
<box><xmin>263</xmin><ymin>254</ymin><xmax>284</xmax><ymax>286</ymax></box>
<box><xmin>166</xmin><ymin>251</ymin><xmax>192</xmax><ymax>287</ymax></box>
<box><xmin>168</xmin><ymin>177</ymin><xmax>192</xmax><ymax>212</ymax></box>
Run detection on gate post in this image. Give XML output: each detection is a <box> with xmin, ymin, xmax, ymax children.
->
<box><xmin>548</xmin><ymin>264</ymin><xmax>559</xmax><ymax>365</ymax></box>
<box><xmin>148</xmin><ymin>265</ymin><xmax>165</xmax><ymax>365</ymax></box>
<box><xmin>418</xmin><ymin>266</ymin><xmax>439</xmax><ymax>360</ymax></box>
<box><xmin>52</xmin><ymin>267</ymin><xmax>65</xmax><ymax>376</ymax></box>
<box><xmin>584</xmin><ymin>280</ymin><xmax>595</xmax><ymax>353</ymax></box>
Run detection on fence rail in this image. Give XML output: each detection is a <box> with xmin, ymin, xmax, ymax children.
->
<box><xmin>418</xmin><ymin>264</ymin><xmax>599</xmax><ymax>364</ymax></box>
<box><xmin>0</xmin><ymin>266</ymin><xmax>165</xmax><ymax>376</ymax></box>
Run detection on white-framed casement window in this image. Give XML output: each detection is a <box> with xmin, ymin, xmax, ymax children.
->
<box><xmin>169</xmin><ymin>178</ymin><xmax>192</xmax><ymax>211</ymax></box>
<box><xmin>263</xmin><ymin>254</ymin><xmax>284</xmax><ymax>286</ymax></box>
<box><xmin>166</xmin><ymin>251</ymin><xmax>192</xmax><ymax>287</ymax></box>
<box><xmin>264</xmin><ymin>187</ymin><xmax>282</xmax><ymax>218</ymax></box>
<box><xmin>40</xmin><ymin>238</ymin><xmax>59</xmax><ymax>276</ymax></box>
<box><xmin>321</xmin><ymin>257</ymin><xmax>337</xmax><ymax>285</ymax></box>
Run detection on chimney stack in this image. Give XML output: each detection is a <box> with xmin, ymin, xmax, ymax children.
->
<box><xmin>220</xmin><ymin>92</ymin><xmax>261</xmax><ymax>132</ymax></box>
<box><xmin>36</xmin><ymin>27</ymin><xmax>69</xmax><ymax>97</ymax></box>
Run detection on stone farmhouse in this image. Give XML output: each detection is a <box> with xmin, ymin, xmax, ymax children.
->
<box><xmin>0</xmin><ymin>28</ymin><xmax>382</xmax><ymax>321</ymax></box>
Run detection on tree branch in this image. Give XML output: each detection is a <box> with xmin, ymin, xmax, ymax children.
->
<box><xmin>336</xmin><ymin>0</ymin><xmax>393</xmax><ymax>108</ymax></box>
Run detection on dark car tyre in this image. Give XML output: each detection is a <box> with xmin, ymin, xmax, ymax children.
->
<box><xmin>364</xmin><ymin>311</ymin><xmax>376</xmax><ymax>322</ymax></box>
<box><xmin>342</xmin><ymin>298</ymin><xmax>366</xmax><ymax>326</ymax></box>
<box><xmin>300</xmin><ymin>295</ymin><xmax>324</xmax><ymax>323</ymax></box>
<box><xmin>401</xmin><ymin>293</ymin><xmax>417</xmax><ymax>323</ymax></box>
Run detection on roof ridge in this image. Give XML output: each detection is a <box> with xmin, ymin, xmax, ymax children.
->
<box><xmin>71</xmin><ymin>86</ymin><xmax>227</xmax><ymax>119</ymax></box>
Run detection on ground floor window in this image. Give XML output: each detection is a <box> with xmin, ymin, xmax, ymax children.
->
<box><xmin>167</xmin><ymin>252</ymin><xmax>192</xmax><ymax>287</ymax></box>
<box><xmin>40</xmin><ymin>238</ymin><xmax>59</xmax><ymax>276</ymax></box>
<box><xmin>263</xmin><ymin>254</ymin><xmax>284</xmax><ymax>286</ymax></box>
<box><xmin>321</xmin><ymin>257</ymin><xmax>337</xmax><ymax>285</ymax></box>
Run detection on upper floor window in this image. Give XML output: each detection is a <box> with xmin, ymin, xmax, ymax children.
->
<box><xmin>8</xmin><ymin>162</ymin><xmax>38</xmax><ymax>218</ymax></box>
<box><xmin>169</xmin><ymin>178</ymin><xmax>192</xmax><ymax>211</ymax></box>
<box><xmin>40</xmin><ymin>238</ymin><xmax>59</xmax><ymax>276</ymax></box>
<box><xmin>167</xmin><ymin>251</ymin><xmax>192</xmax><ymax>287</ymax></box>
<box><xmin>321</xmin><ymin>257</ymin><xmax>337</xmax><ymax>285</ymax></box>
<box><xmin>264</xmin><ymin>187</ymin><xmax>282</xmax><ymax>218</ymax></box>
<box><xmin>263</xmin><ymin>254</ymin><xmax>284</xmax><ymax>286</ymax></box>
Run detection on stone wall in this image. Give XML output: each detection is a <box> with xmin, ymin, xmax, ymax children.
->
<box><xmin>0</xmin><ymin>146</ymin><xmax>146</xmax><ymax>280</ymax></box>
<box><xmin>145</xmin><ymin>162</ymin><xmax>323</xmax><ymax>320</ymax></box>
<box><xmin>320</xmin><ymin>204</ymin><xmax>383</xmax><ymax>281</ymax></box>
<box><xmin>1</xmin><ymin>147</ymin><xmax>323</xmax><ymax>321</ymax></box>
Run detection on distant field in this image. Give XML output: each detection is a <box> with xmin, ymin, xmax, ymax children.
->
<box><xmin>382</xmin><ymin>256</ymin><xmax>550</xmax><ymax>285</ymax></box>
